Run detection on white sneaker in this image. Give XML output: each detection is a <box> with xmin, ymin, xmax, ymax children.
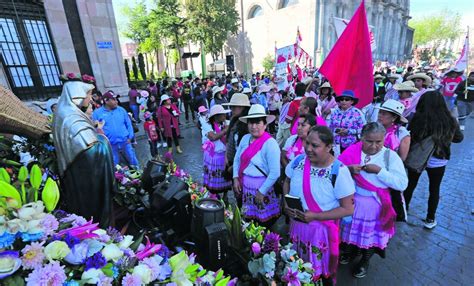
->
<box><xmin>423</xmin><ymin>219</ymin><xmax>437</xmax><ymax>229</ymax></box>
<box><xmin>460</xmin><ymin>125</ymin><xmax>465</xmax><ymax>131</ymax></box>
<box><xmin>157</xmin><ymin>142</ymin><xmax>162</xmax><ymax>148</ymax></box>
<box><xmin>162</xmin><ymin>142</ymin><xmax>168</xmax><ymax>148</ymax></box>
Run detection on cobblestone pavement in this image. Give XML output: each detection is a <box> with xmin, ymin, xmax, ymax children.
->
<box><xmin>135</xmin><ymin>115</ymin><xmax>474</xmax><ymax>285</ymax></box>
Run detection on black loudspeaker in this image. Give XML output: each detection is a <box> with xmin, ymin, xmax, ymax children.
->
<box><xmin>226</xmin><ymin>55</ymin><xmax>235</xmax><ymax>72</ymax></box>
<box><xmin>202</xmin><ymin>222</ymin><xmax>228</xmax><ymax>271</ymax></box>
<box><xmin>191</xmin><ymin>198</ymin><xmax>224</xmax><ymax>244</ymax></box>
<box><xmin>141</xmin><ymin>160</ymin><xmax>167</xmax><ymax>192</ymax></box>
<box><xmin>150</xmin><ymin>176</ymin><xmax>192</xmax><ymax>237</ymax></box>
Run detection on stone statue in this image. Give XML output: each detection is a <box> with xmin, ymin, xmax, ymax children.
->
<box><xmin>53</xmin><ymin>81</ymin><xmax>114</xmax><ymax>227</ymax></box>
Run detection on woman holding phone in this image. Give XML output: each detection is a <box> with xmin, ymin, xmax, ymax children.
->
<box><xmin>284</xmin><ymin>126</ymin><xmax>355</xmax><ymax>285</ymax></box>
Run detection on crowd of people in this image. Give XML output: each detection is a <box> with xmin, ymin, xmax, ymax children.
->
<box><xmin>70</xmin><ymin>65</ymin><xmax>470</xmax><ymax>285</ymax></box>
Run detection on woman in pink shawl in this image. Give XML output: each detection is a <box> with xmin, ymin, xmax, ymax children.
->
<box><xmin>338</xmin><ymin>122</ymin><xmax>408</xmax><ymax>279</ymax></box>
<box><xmin>233</xmin><ymin>104</ymin><xmax>281</xmax><ymax>228</ymax></box>
<box><xmin>290</xmin><ymin>97</ymin><xmax>327</xmax><ymax>135</ymax></box>
<box><xmin>284</xmin><ymin>126</ymin><xmax>355</xmax><ymax>284</ymax></box>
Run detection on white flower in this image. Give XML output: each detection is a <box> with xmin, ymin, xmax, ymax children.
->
<box><xmin>118</xmin><ymin>235</ymin><xmax>134</xmax><ymax>249</ymax></box>
<box><xmin>16</xmin><ymin>202</ymin><xmax>45</xmax><ymax>220</ymax></box>
<box><xmin>133</xmin><ymin>264</ymin><xmax>152</xmax><ymax>284</ymax></box>
<box><xmin>6</xmin><ymin>218</ymin><xmax>27</xmax><ymax>233</ymax></box>
<box><xmin>26</xmin><ymin>219</ymin><xmax>43</xmax><ymax>234</ymax></box>
<box><xmin>81</xmin><ymin>268</ymin><xmax>103</xmax><ymax>284</ymax></box>
<box><xmin>101</xmin><ymin>244</ymin><xmax>123</xmax><ymax>261</ymax></box>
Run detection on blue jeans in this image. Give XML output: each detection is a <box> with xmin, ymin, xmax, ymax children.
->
<box><xmin>443</xmin><ymin>96</ymin><xmax>456</xmax><ymax>111</ymax></box>
<box><xmin>111</xmin><ymin>141</ymin><xmax>139</xmax><ymax>167</ymax></box>
<box><xmin>130</xmin><ymin>104</ymin><xmax>139</xmax><ymax>121</ymax></box>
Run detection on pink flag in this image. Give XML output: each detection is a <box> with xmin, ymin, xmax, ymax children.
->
<box><xmin>319</xmin><ymin>1</ymin><xmax>373</xmax><ymax>108</ymax></box>
<box><xmin>454</xmin><ymin>31</ymin><xmax>469</xmax><ymax>72</ymax></box>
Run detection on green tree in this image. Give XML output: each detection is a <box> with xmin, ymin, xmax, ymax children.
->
<box><xmin>184</xmin><ymin>0</ymin><xmax>239</xmax><ymax>61</ymax></box>
<box><xmin>410</xmin><ymin>11</ymin><xmax>462</xmax><ymax>58</ymax></box>
<box><xmin>138</xmin><ymin>53</ymin><xmax>147</xmax><ymax>80</ymax></box>
<box><xmin>131</xmin><ymin>56</ymin><xmax>139</xmax><ymax>81</ymax></box>
<box><xmin>121</xmin><ymin>1</ymin><xmax>151</xmax><ymax>45</ymax></box>
<box><xmin>124</xmin><ymin>59</ymin><xmax>130</xmax><ymax>82</ymax></box>
<box><xmin>149</xmin><ymin>0</ymin><xmax>187</xmax><ymax>73</ymax></box>
<box><xmin>262</xmin><ymin>54</ymin><xmax>275</xmax><ymax>73</ymax></box>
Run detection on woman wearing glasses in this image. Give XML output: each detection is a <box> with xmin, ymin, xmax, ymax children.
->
<box><xmin>329</xmin><ymin>90</ymin><xmax>365</xmax><ymax>154</ymax></box>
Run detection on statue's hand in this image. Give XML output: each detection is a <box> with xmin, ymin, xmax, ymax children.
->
<box><xmin>96</xmin><ymin>120</ymin><xmax>105</xmax><ymax>129</ymax></box>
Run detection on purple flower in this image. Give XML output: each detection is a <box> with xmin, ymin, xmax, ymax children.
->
<box><xmin>0</xmin><ymin>251</ymin><xmax>22</xmax><ymax>279</ymax></box>
<box><xmin>53</xmin><ymin>210</ymin><xmax>68</xmax><ymax>220</ymax></box>
<box><xmin>64</xmin><ymin>241</ymin><xmax>89</xmax><ymax>265</ymax></box>
<box><xmin>262</xmin><ymin>232</ymin><xmax>281</xmax><ymax>253</ymax></box>
<box><xmin>60</xmin><ymin>214</ymin><xmax>87</xmax><ymax>227</ymax></box>
<box><xmin>25</xmin><ymin>261</ymin><xmax>66</xmax><ymax>286</ymax></box>
<box><xmin>114</xmin><ymin>172</ymin><xmax>125</xmax><ymax>181</ymax></box>
<box><xmin>142</xmin><ymin>257</ymin><xmax>160</xmax><ymax>280</ymax></box>
<box><xmin>97</xmin><ymin>273</ymin><xmax>113</xmax><ymax>286</ymax></box>
<box><xmin>282</xmin><ymin>267</ymin><xmax>301</xmax><ymax>286</ymax></box>
<box><xmin>156</xmin><ymin>245</ymin><xmax>170</xmax><ymax>260</ymax></box>
<box><xmin>21</xmin><ymin>241</ymin><xmax>45</xmax><ymax>270</ymax></box>
<box><xmin>84</xmin><ymin>252</ymin><xmax>107</xmax><ymax>270</ymax></box>
<box><xmin>106</xmin><ymin>227</ymin><xmax>123</xmax><ymax>243</ymax></box>
<box><xmin>40</xmin><ymin>214</ymin><xmax>59</xmax><ymax>236</ymax></box>
<box><xmin>63</xmin><ymin>233</ymin><xmax>80</xmax><ymax>248</ymax></box>
<box><xmin>251</xmin><ymin>242</ymin><xmax>261</xmax><ymax>256</ymax></box>
<box><xmin>121</xmin><ymin>273</ymin><xmax>142</xmax><ymax>286</ymax></box>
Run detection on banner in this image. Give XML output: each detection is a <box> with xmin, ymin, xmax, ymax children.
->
<box><xmin>333</xmin><ymin>16</ymin><xmax>376</xmax><ymax>51</ymax></box>
<box><xmin>274</xmin><ymin>45</ymin><xmax>294</xmax><ymax>90</ymax></box>
<box><xmin>454</xmin><ymin>31</ymin><xmax>469</xmax><ymax>72</ymax></box>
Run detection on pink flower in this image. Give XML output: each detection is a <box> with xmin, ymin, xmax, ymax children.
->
<box><xmin>135</xmin><ymin>236</ymin><xmax>161</xmax><ymax>260</ymax></box>
<box><xmin>66</xmin><ymin>72</ymin><xmax>77</xmax><ymax>79</ymax></box>
<box><xmin>121</xmin><ymin>273</ymin><xmax>142</xmax><ymax>286</ymax></box>
<box><xmin>26</xmin><ymin>261</ymin><xmax>66</xmax><ymax>286</ymax></box>
<box><xmin>57</xmin><ymin>219</ymin><xmax>99</xmax><ymax>240</ymax></box>
<box><xmin>21</xmin><ymin>241</ymin><xmax>46</xmax><ymax>270</ymax></box>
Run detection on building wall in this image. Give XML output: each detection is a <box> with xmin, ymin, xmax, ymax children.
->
<box><xmin>76</xmin><ymin>0</ymin><xmax>129</xmax><ymax>96</ymax></box>
<box><xmin>227</xmin><ymin>0</ymin><xmax>412</xmax><ymax>74</ymax></box>
<box><xmin>43</xmin><ymin>0</ymin><xmax>81</xmax><ymax>74</ymax></box>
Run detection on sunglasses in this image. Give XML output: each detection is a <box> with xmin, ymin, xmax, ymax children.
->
<box><xmin>338</xmin><ymin>97</ymin><xmax>352</xmax><ymax>102</ymax></box>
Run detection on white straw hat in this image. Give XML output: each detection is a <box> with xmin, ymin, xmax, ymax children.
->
<box><xmin>407</xmin><ymin>73</ymin><xmax>432</xmax><ymax>86</ymax></box>
<box><xmin>231</xmin><ymin>78</ymin><xmax>239</xmax><ymax>84</ymax></box>
<box><xmin>222</xmin><ymin>93</ymin><xmax>250</xmax><ymax>107</ymax></box>
<box><xmin>209</xmin><ymin>104</ymin><xmax>231</xmax><ymax>118</ymax></box>
<box><xmin>377</xmin><ymin>99</ymin><xmax>408</xmax><ymax>123</ymax></box>
<box><xmin>393</xmin><ymin>81</ymin><xmax>419</xmax><ymax>93</ymax></box>
<box><xmin>239</xmin><ymin>104</ymin><xmax>275</xmax><ymax>124</ymax></box>
<box><xmin>212</xmin><ymin>85</ymin><xmax>225</xmax><ymax>96</ymax></box>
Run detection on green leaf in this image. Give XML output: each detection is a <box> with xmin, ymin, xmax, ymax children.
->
<box><xmin>215</xmin><ymin>276</ymin><xmax>230</xmax><ymax>286</ymax></box>
<box><xmin>197</xmin><ymin>269</ymin><xmax>207</xmax><ymax>277</ymax></box>
<box><xmin>130</xmin><ymin>231</ymin><xmax>145</xmax><ymax>251</ymax></box>
<box><xmin>215</xmin><ymin>269</ymin><xmax>223</xmax><ymax>280</ymax></box>
<box><xmin>0</xmin><ymin>181</ymin><xmax>22</xmax><ymax>208</ymax></box>
<box><xmin>0</xmin><ymin>168</ymin><xmax>10</xmax><ymax>183</ymax></box>
<box><xmin>29</xmin><ymin>165</ymin><xmax>42</xmax><ymax>190</ymax></box>
<box><xmin>185</xmin><ymin>264</ymin><xmax>200</xmax><ymax>274</ymax></box>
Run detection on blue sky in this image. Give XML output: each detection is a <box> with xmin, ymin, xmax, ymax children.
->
<box><xmin>410</xmin><ymin>0</ymin><xmax>474</xmax><ymax>26</ymax></box>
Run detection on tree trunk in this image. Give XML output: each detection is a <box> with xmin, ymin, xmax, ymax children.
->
<box><xmin>145</xmin><ymin>53</ymin><xmax>149</xmax><ymax>76</ymax></box>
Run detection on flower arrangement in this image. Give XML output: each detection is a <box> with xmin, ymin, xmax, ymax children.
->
<box><xmin>0</xmin><ymin>206</ymin><xmax>235</xmax><ymax>285</ymax></box>
<box><xmin>243</xmin><ymin>222</ymin><xmax>318</xmax><ymax>285</ymax></box>
<box><xmin>113</xmin><ymin>165</ymin><xmax>149</xmax><ymax>210</ymax></box>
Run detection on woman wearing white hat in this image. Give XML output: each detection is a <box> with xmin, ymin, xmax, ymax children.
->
<box><xmin>210</xmin><ymin>85</ymin><xmax>228</xmax><ymax>108</ymax></box>
<box><xmin>403</xmin><ymin>73</ymin><xmax>431</xmax><ymax>119</ymax></box>
<box><xmin>201</xmin><ymin>105</ymin><xmax>232</xmax><ymax>194</ymax></box>
<box><xmin>393</xmin><ymin>81</ymin><xmax>419</xmax><ymax>119</ymax></box>
<box><xmin>377</xmin><ymin>99</ymin><xmax>411</xmax><ymax>222</ymax></box>
<box><xmin>233</xmin><ymin>104</ymin><xmax>281</xmax><ymax>227</ymax></box>
<box><xmin>222</xmin><ymin>93</ymin><xmax>251</xmax><ymax>185</ymax></box>
<box><xmin>156</xmin><ymin>94</ymin><xmax>182</xmax><ymax>153</ymax></box>
<box><xmin>317</xmin><ymin>82</ymin><xmax>336</xmax><ymax>119</ymax></box>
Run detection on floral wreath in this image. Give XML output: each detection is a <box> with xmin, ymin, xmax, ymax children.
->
<box><xmin>59</xmin><ymin>73</ymin><xmax>95</xmax><ymax>84</ymax></box>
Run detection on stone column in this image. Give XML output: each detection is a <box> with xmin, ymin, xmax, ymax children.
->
<box><xmin>43</xmin><ymin>0</ymin><xmax>80</xmax><ymax>73</ymax></box>
<box><xmin>75</xmin><ymin>0</ymin><xmax>129</xmax><ymax>96</ymax></box>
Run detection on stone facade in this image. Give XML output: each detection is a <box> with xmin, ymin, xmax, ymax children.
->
<box><xmin>226</xmin><ymin>0</ymin><xmax>413</xmax><ymax>74</ymax></box>
<box><xmin>0</xmin><ymin>0</ymin><xmax>128</xmax><ymax>101</ymax></box>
